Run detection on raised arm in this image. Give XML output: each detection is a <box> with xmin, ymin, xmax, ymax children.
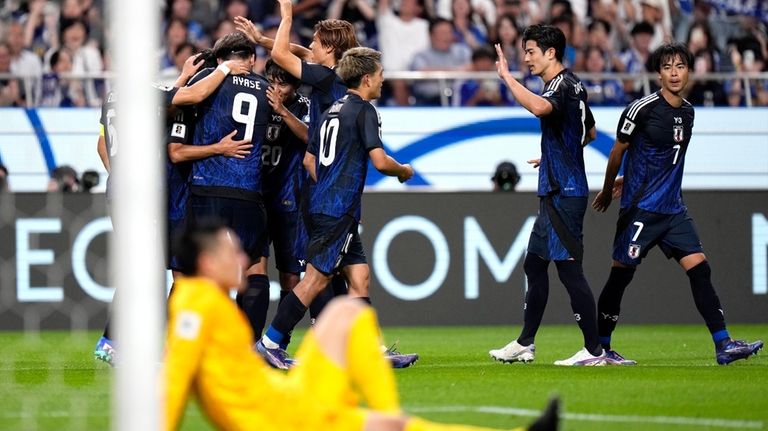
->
<box><xmin>494</xmin><ymin>44</ymin><xmax>553</xmax><ymax>117</ymax></box>
<box><xmin>269</xmin><ymin>0</ymin><xmax>304</xmax><ymax>79</ymax></box>
<box><xmin>234</xmin><ymin>16</ymin><xmax>313</xmax><ymax>62</ymax></box>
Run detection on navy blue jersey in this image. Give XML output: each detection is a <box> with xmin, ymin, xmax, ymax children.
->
<box><xmin>166</xmin><ymin>106</ymin><xmax>195</xmax><ymax>222</ymax></box>
<box><xmin>616</xmin><ymin>91</ymin><xmax>695</xmax><ymax>214</ymax></box>
<box><xmin>308</xmin><ymin>94</ymin><xmax>383</xmax><ymax>221</ymax></box>
<box><xmin>99</xmin><ymin>87</ymin><xmax>178</xmax><ymax>200</ymax></box>
<box><xmin>262</xmin><ymin>95</ymin><xmax>309</xmax><ymax>212</ymax></box>
<box><xmin>301</xmin><ymin>61</ymin><xmax>347</xmax><ymax>139</ymax></box>
<box><xmin>537</xmin><ymin>70</ymin><xmax>595</xmax><ymax>197</ymax></box>
<box><xmin>189</xmin><ymin>68</ymin><xmax>271</xmax><ymax>200</ymax></box>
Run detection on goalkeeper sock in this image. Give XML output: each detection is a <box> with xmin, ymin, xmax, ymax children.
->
<box><xmin>346</xmin><ymin>308</ymin><xmax>400</xmax><ymax>413</ymax></box>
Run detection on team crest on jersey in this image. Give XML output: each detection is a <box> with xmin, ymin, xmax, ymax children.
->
<box><xmin>628</xmin><ymin>243</ymin><xmax>641</xmax><ymax>259</ymax></box>
<box><xmin>266</xmin><ymin>124</ymin><xmax>281</xmax><ymax>141</ymax></box>
<box><xmin>673</xmin><ymin>125</ymin><xmax>684</xmax><ymax>142</ymax></box>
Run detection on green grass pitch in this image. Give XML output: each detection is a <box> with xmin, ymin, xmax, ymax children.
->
<box><xmin>0</xmin><ymin>324</ymin><xmax>765</xmax><ymax>430</ymax></box>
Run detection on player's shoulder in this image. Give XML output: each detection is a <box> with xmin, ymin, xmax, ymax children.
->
<box><xmin>190</xmin><ymin>66</ymin><xmax>216</xmax><ymax>84</ymax></box>
<box><xmin>623</xmin><ymin>92</ymin><xmax>662</xmax><ymax>121</ymax></box>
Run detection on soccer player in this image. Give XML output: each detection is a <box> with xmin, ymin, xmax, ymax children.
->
<box><xmin>236</xmin><ymin>9</ymin><xmax>356</xmax><ymax>315</ymax></box>
<box><xmin>488</xmin><ymin>25</ymin><xmax>607</xmax><ymax>366</ymax></box>
<box><xmin>260</xmin><ymin>58</ymin><xmax>310</xmax><ymax>346</ymax></box>
<box><xmin>186</xmin><ymin>32</ymin><xmax>273</xmax><ymax>340</ymax></box>
<box><xmin>164</xmin><ymin>218</ymin><xmax>560</xmax><ymax>431</ymax></box>
<box><xmin>254</xmin><ymin>47</ymin><xmax>416</xmax><ymax>370</ymax></box>
<box><xmin>591</xmin><ymin>42</ymin><xmax>764</xmax><ymax>366</ymax></box>
<box><xmin>93</xmin><ymin>53</ymin><xmax>253</xmax><ymax>366</ymax></box>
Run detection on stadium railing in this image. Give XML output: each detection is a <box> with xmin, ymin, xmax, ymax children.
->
<box><xmin>1</xmin><ymin>71</ymin><xmax>767</xmax><ymax>107</ymax></box>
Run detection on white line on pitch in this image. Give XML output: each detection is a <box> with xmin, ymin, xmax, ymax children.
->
<box><xmin>407</xmin><ymin>405</ymin><xmax>764</xmax><ymax>429</ymax></box>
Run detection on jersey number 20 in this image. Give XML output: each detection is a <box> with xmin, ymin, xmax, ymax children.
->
<box><xmin>319</xmin><ymin>118</ymin><xmax>340</xmax><ymax>167</ymax></box>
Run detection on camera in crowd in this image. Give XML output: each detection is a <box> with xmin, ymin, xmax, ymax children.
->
<box><xmin>48</xmin><ymin>165</ymin><xmax>100</xmax><ymax>193</ymax></box>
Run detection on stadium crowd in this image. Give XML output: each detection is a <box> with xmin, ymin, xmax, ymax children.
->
<box><xmin>0</xmin><ymin>0</ymin><xmax>766</xmax><ymax>107</ymax></box>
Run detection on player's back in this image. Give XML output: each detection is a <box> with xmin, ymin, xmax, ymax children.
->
<box><xmin>191</xmin><ymin>69</ymin><xmax>271</xmax><ymax>199</ymax></box>
<box><xmin>301</xmin><ymin>61</ymin><xmax>348</xmax><ymax>135</ymax></box>
<box><xmin>310</xmin><ymin>94</ymin><xmax>382</xmax><ymax>221</ymax></box>
<box><xmin>618</xmin><ymin>92</ymin><xmax>694</xmax><ymax>214</ymax></box>
<box><xmin>538</xmin><ymin>70</ymin><xmax>593</xmax><ymax>198</ymax></box>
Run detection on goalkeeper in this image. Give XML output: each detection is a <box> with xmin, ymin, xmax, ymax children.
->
<box><xmin>163</xmin><ymin>219</ymin><xmax>558</xmax><ymax>431</ymax></box>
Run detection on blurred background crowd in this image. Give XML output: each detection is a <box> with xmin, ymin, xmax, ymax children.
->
<box><xmin>0</xmin><ymin>0</ymin><xmax>766</xmax><ymax>108</ymax></box>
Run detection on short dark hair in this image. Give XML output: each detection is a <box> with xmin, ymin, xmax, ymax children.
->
<box><xmin>649</xmin><ymin>42</ymin><xmax>694</xmax><ymax>72</ymax></box>
<box><xmin>265</xmin><ymin>59</ymin><xmax>300</xmax><ymax>87</ymax></box>
<box><xmin>175</xmin><ymin>41</ymin><xmax>198</xmax><ymax>57</ymax></box>
<box><xmin>173</xmin><ymin>218</ymin><xmax>229</xmax><ymax>276</ymax></box>
<box><xmin>49</xmin><ymin>49</ymin><xmax>65</xmax><ymax>69</ymax></box>
<box><xmin>471</xmin><ymin>46</ymin><xmax>496</xmax><ymax>63</ymax></box>
<box><xmin>522</xmin><ymin>24</ymin><xmax>566</xmax><ymax>63</ymax></box>
<box><xmin>429</xmin><ymin>18</ymin><xmax>452</xmax><ymax>34</ymax></box>
<box><xmin>588</xmin><ymin>19</ymin><xmax>611</xmax><ymax>35</ymax></box>
<box><xmin>336</xmin><ymin>47</ymin><xmax>382</xmax><ymax>89</ymax></box>
<box><xmin>213</xmin><ymin>32</ymin><xmax>254</xmax><ymax>60</ymax></box>
<box><xmin>631</xmin><ymin>21</ymin><xmax>655</xmax><ymax>37</ymax></box>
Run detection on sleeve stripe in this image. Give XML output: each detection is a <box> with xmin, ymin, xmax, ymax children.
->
<box><xmin>627</xmin><ymin>94</ymin><xmax>658</xmax><ymax>120</ymax></box>
<box><xmin>546</xmin><ymin>75</ymin><xmax>564</xmax><ymax>91</ymax></box>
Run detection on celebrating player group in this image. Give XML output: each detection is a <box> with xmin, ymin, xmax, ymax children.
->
<box><xmin>92</xmin><ymin>1</ymin><xmax>762</xmax><ymax>429</ymax></box>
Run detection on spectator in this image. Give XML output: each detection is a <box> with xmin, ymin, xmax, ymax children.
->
<box><xmin>0</xmin><ymin>164</ymin><xmax>9</xmax><ymax>192</ymax></box>
<box><xmin>165</xmin><ymin>0</ymin><xmax>208</xmax><ymax>47</ymax></box>
<box><xmin>0</xmin><ymin>42</ymin><xmax>25</xmax><ymax>106</ymax></box>
<box><xmin>40</xmin><ymin>48</ymin><xmax>86</xmax><ymax>107</ymax></box>
<box><xmin>6</xmin><ymin>20</ymin><xmax>43</xmax><ymax>104</ymax></box>
<box><xmin>451</xmin><ymin>0</ymin><xmax>489</xmax><ymax>49</ymax></box>
<box><xmin>619</xmin><ymin>21</ymin><xmax>654</xmax><ymax>100</ymax></box>
<box><xmin>726</xmin><ymin>36</ymin><xmax>768</xmax><ymax>106</ymax></box>
<box><xmin>685</xmin><ymin>20</ymin><xmax>721</xmax><ymax>71</ymax></box>
<box><xmin>159</xmin><ymin>17</ymin><xmax>188</xmax><ymax>70</ymax></box>
<box><xmin>686</xmin><ymin>48</ymin><xmax>728</xmax><ymax>106</ymax></box>
<box><xmin>491</xmin><ymin>14</ymin><xmax>521</xmax><ymax>71</ymax></box>
<box><xmin>582</xmin><ymin>46</ymin><xmax>625</xmax><ymax>105</ymax></box>
<box><xmin>550</xmin><ymin>13</ymin><xmax>577</xmax><ymax>69</ymax></box>
<box><xmin>637</xmin><ymin>0</ymin><xmax>671</xmax><ymax>50</ymax></box>
<box><xmin>328</xmin><ymin>0</ymin><xmax>377</xmax><ymax>48</ymax></box>
<box><xmin>161</xmin><ymin>41</ymin><xmax>198</xmax><ymax>77</ymax></box>
<box><xmin>410</xmin><ymin>18</ymin><xmax>472</xmax><ymax>105</ymax></box>
<box><xmin>456</xmin><ymin>46</ymin><xmax>513</xmax><ymax>106</ymax></box>
<box><xmin>21</xmin><ymin>0</ymin><xmax>59</xmax><ymax>60</ymax></box>
<box><xmin>55</xmin><ymin>19</ymin><xmax>103</xmax><ymax>106</ymax></box>
<box><xmin>212</xmin><ymin>18</ymin><xmax>236</xmax><ymax>43</ymax></box>
<box><xmin>492</xmin><ymin>161</ymin><xmax>520</xmax><ymax>192</ymax></box>
<box><xmin>497</xmin><ymin>0</ymin><xmax>543</xmax><ymax>30</ymax></box>
<box><xmin>584</xmin><ymin>19</ymin><xmax>623</xmax><ymax>72</ymax></box>
<box><xmin>377</xmin><ymin>0</ymin><xmax>430</xmax><ymax>105</ymax></box>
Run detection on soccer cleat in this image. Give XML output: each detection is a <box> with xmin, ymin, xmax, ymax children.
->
<box><xmin>527</xmin><ymin>397</ymin><xmax>560</xmax><ymax>431</ymax></box>
<box><xmin>383</xmin><ymin>342</ymin><xmax>419</xmax><ymax>369</ymax></box>
<box><xmin>716</xmin><ymin>339</ymin><xmax>763</xmax><ymax>365</ymax></box>
<box><xmin>94</xmin><ymin>336</ymin><xmax>116</xmax><ymax>367</ymax></box>
<box><xmin>604</xmin><ymin>349</ymin><xmax>637</xmax><ymax>365</ymax></box>
<box><xmin>255</xmin><ymin>339</ymin><xmax>293</xmax><ymax>370</ymax></box>
<box><xmin>553</xmin><ymin>348</ymin><xmax>608</xmax><ymax>366</ymax></box>
<box><xmin>489</xmin><ymin>340</ymin><xmax>535</xmax><ymax>363</ymax></box>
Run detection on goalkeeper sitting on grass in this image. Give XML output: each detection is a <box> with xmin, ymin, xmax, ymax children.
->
<box><xmin>162</xmin><ymin>219</ymin><xmax>558</xmax><ymax>431</ymax></box>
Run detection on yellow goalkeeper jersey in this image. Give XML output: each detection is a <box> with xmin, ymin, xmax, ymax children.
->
<box><xmin>163</xmin><ymin>276</ymin><xmax>366</xmax><ymax>431</ymax></box>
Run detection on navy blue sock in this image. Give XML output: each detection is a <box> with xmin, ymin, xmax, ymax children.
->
<box><xmin>309</xmin><ymin>284</ymin><xmax>334</xmax><ymax>321</ymax></box>
<box><xmin>686</xmin><ymin>261</ymin><xmax>728</xmax><ymax>347</ymax></box>
<box><xmin>597</xmin><ymin>266</ymin><xmax>636</xmax><ymax>350</ymax></box>
<box><xmin>236</xmin><ymin>274</ymin><xmax>270</xmax><ymax>341</ymax></box>
<box><xmin>278</xmin><ymin>290</ymin><xmax>292</xmax><ymax>349</ymax></box>
<box><xmin>518</xmin><ymin>254</ymin><xmax>549</xmax><ymax>347</ymax></box>
<box><xmin>556</xmin><ymin>260</ymin><xmax>601</xmax><ymax>356</ymax></box>
<box><xmin>267</xmin><ymin>291</ymin><xmax>307</xmax><ymax>346</ymax></box>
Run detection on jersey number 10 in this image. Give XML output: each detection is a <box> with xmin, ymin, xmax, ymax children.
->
<box><xmin>319</xmin><ymin>118</ymin><xmax>340</xmax><ymax>167</ymax></box>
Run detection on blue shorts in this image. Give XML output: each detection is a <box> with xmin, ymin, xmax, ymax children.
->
<box><xmin>527</xmin><ymin>195</ymin><xmax>586</xmax><ymax>261</ymax></box>
<box><xmin>189</xmin><ymin>194</ymin><xmax>268</xmax><ymax>262</ymax></box>
<box><xmin>306</xmin><ymin>214</ymin><xmax>366</xmax><ymax>275</ymax></box>
<box><xmin>612</xmin><ymin>207</ymin><xmax>703</xmax><ymax>266</ymax></box>
<box><xmin>264</xmin><ymin>207</ymin><xmax>304</xmax><ymax>274</ymax></box>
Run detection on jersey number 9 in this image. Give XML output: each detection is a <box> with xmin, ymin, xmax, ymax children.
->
<box><xmin>232</xmin><ymin>92</ymin><xmax>258</xmax><ymax>140</ymax></box>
